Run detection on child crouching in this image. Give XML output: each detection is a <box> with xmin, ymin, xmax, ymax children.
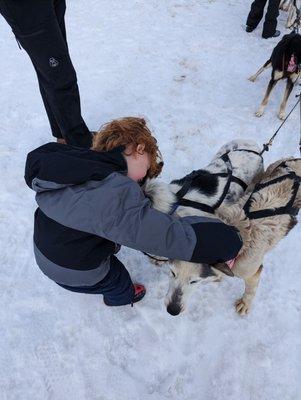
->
<box><xmin>25</xmin><ymin>117</ymin><xmax>242</xmax><ymax>307</ymax></box>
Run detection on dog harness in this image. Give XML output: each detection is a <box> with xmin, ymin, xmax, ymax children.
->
<box><xmin>243</xmin><ymin>159</ymin><xmax>301</xmax><ymax>219</ymax></box>
<box><xmin>287</xmin><ymin>54</ymin><xmax>298</xmax><ymax>73</ymax></box>
<box><xmin>171</xmin><ymin>149</ymin><xmax>262</xmax><ymax>215</ymax></box>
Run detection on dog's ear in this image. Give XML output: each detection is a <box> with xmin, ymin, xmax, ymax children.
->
<box><xmin>211</xmin><ymin>263</ymin><xmax>234</xmax><ymax>277</ymax></box>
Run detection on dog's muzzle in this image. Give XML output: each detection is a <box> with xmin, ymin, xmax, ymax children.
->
<box><xmin>166</xmin><ymin>303</ymin><xmax>183</xmax><ymax>316</ymax></box>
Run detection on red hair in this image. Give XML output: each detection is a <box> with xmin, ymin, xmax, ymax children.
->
<box><xmin>92</xmin><ymin>117</ymin><xmax>163</xmax><ymax>178</ymax></box>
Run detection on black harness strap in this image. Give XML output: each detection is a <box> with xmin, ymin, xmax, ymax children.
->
<box><xmin>234</xmin><ymin>148</ymin><xmax>263</xmax><ymax>158</ymax></box>
<box><xmin>243</xmin><ymin>161</ymin><xmax>301</xmax><ymax>219</ymax></box>
<box><xmin>174</xmin><ymin>149</ymin><xmax>256</xmax><ymax>214</ymax></box>
<box><xmin>211</xmin><ymin>153</ymin><xmax>233</xmax><ymax>209</ymax></box>
<box><xmin>175</xmin><ymin>198</ymin><xmax>215</xmax><ymax>214</ymax></box>
<box><xmin>175</xmin><ymin>170</ymin><xmax>203</xmax><ymax>200</ymax></box>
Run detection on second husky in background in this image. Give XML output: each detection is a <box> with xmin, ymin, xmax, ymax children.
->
<box><xmin>249</xmin><ymin>32</ymin><xmax>301</xmax><ymax>119</ymax></box>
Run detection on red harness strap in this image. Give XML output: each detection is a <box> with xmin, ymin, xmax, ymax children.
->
<box><xmin>287</xmin><ymin>54</ymin><xmax>298</xmax><ymax>73</ymax></box>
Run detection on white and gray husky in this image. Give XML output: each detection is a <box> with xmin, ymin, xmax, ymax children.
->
<box><xmin>144</xmin><ymin>139</ymin><xmax>264</xmax><ymax>316</ymax></box>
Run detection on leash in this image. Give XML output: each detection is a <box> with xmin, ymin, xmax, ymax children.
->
<box><xmin>293</xmin><ymin>0</ymin><xmax>301</xmax><ymax>33</ymax></box>
<box><xmin>260</xmin><ymin>91</ymin><xmax>301</xmax><ymax>156</ymax></box>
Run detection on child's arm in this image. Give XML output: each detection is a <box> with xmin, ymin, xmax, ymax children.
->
<box><xmin>36</xmin><ymin>173</ymin><xmax>242</xmax><ymax>264</ymax></box>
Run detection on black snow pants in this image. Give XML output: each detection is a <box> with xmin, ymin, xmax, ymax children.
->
<box><xmin>246</xmin><ymin>0</ymin><xmax>281</xmax><ymax>38</ymax></box>
<box><xmin>0</xmin><ymin>0</ymin><xmax>92</xmax><ymax>147</ymax></box>
<box><xmin>57</xmin><ymin>256</ymin><xmax>136</xmax><ymax>307</ymax></box>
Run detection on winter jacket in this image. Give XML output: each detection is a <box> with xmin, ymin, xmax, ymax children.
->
<box><xmin>24</xmin><ymin>143</ymin><xmax>242</xmax><ymax>287</ymax></box>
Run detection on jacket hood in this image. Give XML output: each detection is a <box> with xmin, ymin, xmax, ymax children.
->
<box><xmin>25</xmin><ymin>142</ymin><xmax>127</xmax><ymax>193</ymax></box>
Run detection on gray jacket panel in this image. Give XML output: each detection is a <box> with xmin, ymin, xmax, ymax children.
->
<box><xmin>35</xmin><ymin>173</ymin><xmax>205</xmax><ymax>261</ymax></box>
<box><xmin>34</xmin><ymin>244</ymin><xmax>110</xmax><ymax>286</ymax></box>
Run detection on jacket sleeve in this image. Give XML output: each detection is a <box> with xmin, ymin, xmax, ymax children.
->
<box><xmin>35</xmin><ymin>173</ymin><xmax>242</xmax><ymax>264</ymax></box>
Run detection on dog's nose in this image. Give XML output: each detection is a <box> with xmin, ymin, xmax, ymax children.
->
<box><xmin>166</xmin><ymin>304</ymin><xmax>182</xmax><ymax>316</ymax></box>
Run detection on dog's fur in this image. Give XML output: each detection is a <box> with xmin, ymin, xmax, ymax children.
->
<box><xmin>280</xmin><ymin>0</ymin><xmax>292</xmax><ymax>12</ymax></box>
<box><xmin>146</xmin><ymin>153</ymin><xmax>301</xmax><ymax>316</ymax></box>
<box><xmin>249</xmin><ymin>32</ymin><xmax>301</xmax><ymax>120</ymax></box>
<box><xmin>280</xmin><ymin>0</ymin><xmax>301</xmax><ymax>28</ymax></box>
<box><xmin>144</xmin><ymin>139</ymin><xmax>264</xmax><ymax>315</ymax></box>
<box><xmin>214</xmin><ymin>157</ymin><xmax>301</xmax><ymax>315</ymax></box>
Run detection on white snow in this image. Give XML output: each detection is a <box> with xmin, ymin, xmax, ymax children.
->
<box><xmin>0</xmin><ymin>1</ymin><xmax>300</xmax><ymax>399</ymax></box>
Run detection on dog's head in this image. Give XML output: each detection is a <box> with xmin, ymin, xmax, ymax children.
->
<box><xmin>165</xmin><ymin>260</ymin><xmax>233</xmax><ymax>316</ymax></box>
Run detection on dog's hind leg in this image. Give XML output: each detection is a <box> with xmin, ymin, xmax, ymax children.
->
<box><xmin>255</xmin><ymin>78</ymin><xmax>278</xmax><ymax>117</ymax></box>
<box><xmin>287</xmin><ymin>2</ymin><xmax>297</xmax><ymax>28</ymax></box>
<box><xmin>278</xmin><ymin>78</ymin><xmax>295</xmax><ymax>120</ymax></box>
<box><xmin>235</xmin><ymin>265</ymin><xmax>263</xmax><ymax>315</ymax></box>
<box><xmin>281</xmin><ymin>0</ymin><xmax>293</xmax><ymax>12</ymax></box>
<box><xmin>248</xmin><ymin>60</ymin><xmax>271</xmax><ymax>82</ymax></box>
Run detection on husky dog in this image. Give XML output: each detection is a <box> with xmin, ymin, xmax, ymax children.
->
<box><xmin>144</xmin><ymin>139</ymin><xmax>264</xmax><ymax>315</ymax></box>
<box><xmin>215</xmin><ymin>157</ymin><xmax>301</xmax><ymax>315</ymax></box>
<box><xmin>249</xmin><ymin>32</ymin><xmax>301</xmax><ymax>120</ymax></box>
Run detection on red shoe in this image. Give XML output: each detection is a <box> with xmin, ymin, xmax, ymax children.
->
<box><xmin>131</xmin><ymin>283</ymin><xmax>146</xmax><ymax>305</ymax></box>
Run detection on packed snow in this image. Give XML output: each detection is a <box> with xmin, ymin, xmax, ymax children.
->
<box><xmin>0</xmin><ymin>1</ymin><xmax>300</xmax><ymax>399</ymax></box>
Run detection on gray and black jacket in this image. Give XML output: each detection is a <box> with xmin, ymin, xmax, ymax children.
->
<box><xmin>25</xmin><ymin>143</ymin><xmax>242</xmax><ymax>287</ymax></box>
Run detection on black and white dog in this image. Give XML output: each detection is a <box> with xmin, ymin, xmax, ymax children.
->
<box><xmin>144</xmin><ymin>139</ymin><xmax>264</xmax><ymax>316</ymax></box>
<box><xmin>249</xmin><ymin>32</ymin><xmax>301</xmax><ymax>119</ymax></box>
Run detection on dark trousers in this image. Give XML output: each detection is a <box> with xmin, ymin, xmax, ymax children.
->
<box><xmin>0</xmin><ymin>0</ymin><xmax>92</xmax><ymax>147</ymax></box>
<box><xmin>246</xmin><ymin>0</ymin><xmax>281</xmax><ymax>38</ymax></box>
<box><xmin>57</xmin><ymin>256</ymin><xmax>135</xmax><ymax>306</ymax></box>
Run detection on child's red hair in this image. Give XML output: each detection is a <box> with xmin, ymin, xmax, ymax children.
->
<box><xmin>92</xmin><ymin>117</ymin><xmax>163</xmax><ymax>178</ymax></box>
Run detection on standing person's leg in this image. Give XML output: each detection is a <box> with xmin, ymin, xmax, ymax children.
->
<box><xmin>0</xmin><ymin>0</ymin><xmax>91</xmax><ymax>147</ymax></box>
<box><xmin>36</xmin><ymin>0</ymin><xmax>68</xmax><ymax>142</ymax></box>
<box><xmin>54</xmin><ymin>0</ymin><xmax>67</xmax><ymax>44</ymax></box>
<box><xmin>35</xmin><ymin>0</ymin><xmax>70</xmax><ymax>143</ymax></box>
<box><xmin>246</xmin><ymin>0</ymin><xmax>268</xmax><ymax>30</ymax></box>
<box><xmin>32</xmin><ymin>63</ymin><xmax>63</xmax><ymax>140</ymax></box>
<box><xmin>262</xmin><ymin>0</ymin><xmax>281</xmax><ymax>38</ymax></box>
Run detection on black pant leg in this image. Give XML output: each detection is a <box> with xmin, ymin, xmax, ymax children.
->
<box><xmin>262</xmin><ymin>0</ymin><xmax>280</xmax><ymax>37</ymax></box>
<box><xmin>54</xmin><ymin>0</ymin><xmax>67</xmax><ymax>44</ymax></box>
<box><xmin>35</xmin><ymin>0</ymin><xmax>68</xmax><ymax>140</ymax></box>
<box><xmin>31</xmin><ymin>63</ymin><xmax>62</xmax><ymax>138</ymax></box>
<box><xmin>58</xmin><ymin>256</ymin><xmax>136</xmax><ymax>306</ymax></box>
<box><xmin>0</xmin><ymin>0</ymin><xmax>91</xmax><ymax>147</ymax></box>
<box><xmin>246</xmin><ymin>0</ymin><xmax>268</xmax><ymax>29</ymax></box>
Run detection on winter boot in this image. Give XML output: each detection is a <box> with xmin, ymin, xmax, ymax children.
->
<box><xmin>131</xmin><ymin>283</ymin><xmax>146</xmax><ymax>304</ymax></box>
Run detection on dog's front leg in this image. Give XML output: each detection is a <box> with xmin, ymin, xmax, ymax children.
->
<box><xmin>278</xmin><ymin>78</ymin><xmax>295</xmax><ymax>120</ymax></box>
<box><xmin>255</xmin><ymin>78</ymin><xmax>278</xmax><ymax>117</ymax></box>
<box><xmin>235</xmin><ymin>265</ymin><xmax>263</xmax><ymax>315</ymax></box>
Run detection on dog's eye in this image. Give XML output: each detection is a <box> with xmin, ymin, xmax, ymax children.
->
<box><xmin>170</xmin><ymin>269</ymin><xmax>176</xmax><ymax>278</ymax></box>
<box><xmin>189</xmin><ymin>280</ymin><xmax>199</xmax><ymax>284</ymax></box>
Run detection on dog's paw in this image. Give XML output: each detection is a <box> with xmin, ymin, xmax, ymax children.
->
<box><xmin>278</xmin><ymin>111</ymin><xmax>285</xmax><ymax>120</ymax></box>
<box><xmin>248</xmin><ymin>75</ymin><xmax>256</xmax><ymax>82</ymax></box>
<box><xmin>255</xmin><ymin>110</ymin><xmax>264</xmax><ymax>117</ymax></box>
<box><xmin>235</xmin><ymin>298</ymin><xmax>251</xmax><ymax>316</ymax></box>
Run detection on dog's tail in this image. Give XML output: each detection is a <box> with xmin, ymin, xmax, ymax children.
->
<box><xmin>143</xmin><ymin>179</ymin><xmax>177</xmax><ymax>214</ymax></box>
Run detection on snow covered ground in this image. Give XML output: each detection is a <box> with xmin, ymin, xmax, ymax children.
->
<box><xmin>1</xmin><ymin>1</ymin><xmax>300</xmax><ymax>399</ymax></box>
